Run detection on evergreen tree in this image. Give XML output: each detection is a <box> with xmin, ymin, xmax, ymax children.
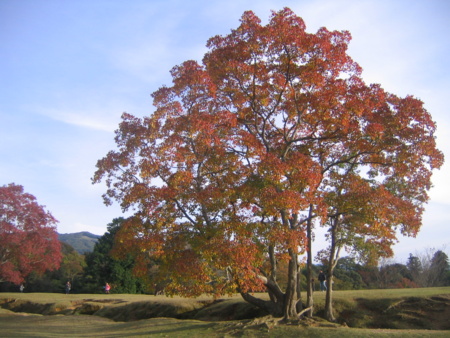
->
<box><xmin>428</xmin><ymin>250</ymin><xmax>450</xmax><ymax>286</ymax></box>
<box><xmin>406</xmin><ymin>254</ymin><xmax>423</xmax><ymax>285</ymax></box>
<box><xmin>83</xmin><ymin>218</ymin><xmax>146</xmax><ymax>294</ymax></box>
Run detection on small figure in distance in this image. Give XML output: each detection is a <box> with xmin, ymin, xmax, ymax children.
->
<box><xmin>65</xmin><ymin>281</ymin><xmax>71</xmax><ymax>294</ymax></box>
<box><xmin>105</xmin><ymin>282</ymin><xmax>111</xmax><ymax>294</ymax></box>
<box><xmin>19</xmin><ymin>284</ymin><xmax>25</xmax><ymax>292</ymax></box>
<box><xmin>318</xmin><ymin>271</ymin><xmax>327</xmax><ymax>292</ymax></box>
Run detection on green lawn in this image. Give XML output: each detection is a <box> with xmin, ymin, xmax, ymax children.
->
<box><xmin>0</xmin><ymin>287</ymin><xmax>449</xmax><ymax>337</ymax></box>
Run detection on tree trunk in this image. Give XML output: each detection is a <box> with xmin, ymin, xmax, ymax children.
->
<box><xmin>324</xmin><ymin>217</ymin><xmax>339</xmax><ymax>322</ymax></box>
<box><xmin>239</xmin><ymin>251</ymin><xmax>302</xmax><ymax>320</ymax></box>
<box><xmin>239</xmin><ymin>214</ymin><xmax>303</xmax><ymax>320</ymax></box>
<box><xmin>324</xmin><ymin>271</ymin><xmax>334</xmax><ymax>321</ymax></box>
<box><xmin>240</xmin><ymin>267</ymin><xmax>300</xmax><ymax>319</ymax></box>
<box><xmin>305</xmin><ymin>204</ymin><xmax>314</xmax><ymax>317</ymax></box>
<box><xmin>296</xmin><ymin>264</ymin><xmax>303</xmax><ymax>313</ymax></box>
<box><xmin>283</xmin><ymin>248</ymin><xmax>299</xmax><ymax>319</ymax></box>
<box><xmin>268</xmin><ymin>245</ymin><xmax>278</xmax><ymax>303</ymax></box>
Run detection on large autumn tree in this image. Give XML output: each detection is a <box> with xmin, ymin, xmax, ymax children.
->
<box><xmin>0</xmin><ymin>183</ymin><xmax>62</xmax><ymax>285</ymax></box>
<box><xmin>93</xmin><ymin>8</ymin><xmax>443</xmax><ymax>320</ymax></box>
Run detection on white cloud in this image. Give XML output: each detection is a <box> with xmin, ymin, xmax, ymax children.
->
<box><xmin>39</xmin><ymin>108</ymin><xmax>119</xmax><ymax>132</ymax></box>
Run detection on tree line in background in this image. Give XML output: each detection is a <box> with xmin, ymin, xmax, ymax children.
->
<box><xmin>1</xmin><ymin>217</ymin><xmax>448</xmax><ymax>294</ymax></box>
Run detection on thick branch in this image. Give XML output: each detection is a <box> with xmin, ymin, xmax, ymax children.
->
<box><xmin>257</xmin><ymin>274</ymin><xmax>285</xmax><ymax>303</ymax></box>
<box><xmin>240</xmin><ymin>291</ymin><xmax>280</xmax><ymax>315</ymax></box>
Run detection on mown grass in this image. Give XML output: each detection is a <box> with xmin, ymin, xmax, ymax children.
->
<box><xmin>0</xmin><ymin>287</ymin><xmax>449</xmax><ymax>337</ymax></box>
<box><xmin>2</xmin><ymin>286</ymin><xmax>448</xmax><ymax>304</ymax></box>
<box><xmin>1</xmin><ymin>312</ymin><xmax>449</xmax><ymax>337</ymax></box>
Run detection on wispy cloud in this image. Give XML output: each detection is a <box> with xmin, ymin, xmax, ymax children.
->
<box><xmin>39</xmin><ymin>108</ymin><xmax>119</xmax><ymax>132</ymax></box>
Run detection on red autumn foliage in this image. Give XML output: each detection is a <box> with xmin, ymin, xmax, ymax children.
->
<box><xmin>93</xmin><ymin>8</ymin><xmax>443</xmax><ymax>319</ymax></box>
<box><xmin>0</xmin><ymin>183</ymin><xmax>62</xmax><ymax>284</ymax></box>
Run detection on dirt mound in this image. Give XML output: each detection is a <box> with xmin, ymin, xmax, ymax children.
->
<box><xmin>0</xmin><ymin>298</ymin><xmax>65</xmax><ymax>315</ymax></box>
<box><xmin>383</xmin><ymin>294</ymin><xmax>450</xmax><ymax>330</ymax></box>
<box><xmin>191</xmin><ymin>299</ymin><xmax>268</xmax><ymax>321</ymax></box>
<box><xmin>0</xmin><ymin>297</ymin><xmax>265</xmax><ymax>322</ymax></box>
<box><xmin>1</xmin><ymin>293</ymin><xmax>449</xmax><ymax>331</ymax></box>
<box><xmin>339</xmin><ymin>294</ymin><xmax>450</xmax><ymax>330</ymax></box>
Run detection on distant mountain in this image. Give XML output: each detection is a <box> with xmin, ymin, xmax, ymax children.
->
<box><xmin>58</xmin><ymin>231</ymin><xmax>101</xmax><ymax>254</ymax></box>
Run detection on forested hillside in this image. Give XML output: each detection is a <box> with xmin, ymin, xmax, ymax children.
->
<box><xmin>58</xmin><ymin>232</ymin><xmax>100</xmax><ymax>254</ymax></box>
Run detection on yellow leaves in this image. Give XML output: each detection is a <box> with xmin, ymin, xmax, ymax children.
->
<box><xmin>168</xmin><ymin>170</ymin><xmax>193</xmax><ymax>188</ymax></box>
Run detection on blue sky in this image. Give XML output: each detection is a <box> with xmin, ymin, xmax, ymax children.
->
<box><xmin>1</xmin><ymin>0</ymin><xmax>449</xmax><ymax>263</ymax></box>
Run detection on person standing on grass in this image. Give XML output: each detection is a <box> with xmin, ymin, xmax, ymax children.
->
<box><xmin>65</xmin><ymin>281</ymin><xmax>71</xmax><ymax>294</ymax></box>
<box><xmin>105</xmin><ymin>282</ymin><xmax>111</xmax><ymax>294</ymax></box>
<box><xmin>318</xmin><ymin>271</ymin><xmax>327</xmax><ymax>292</ymax></box>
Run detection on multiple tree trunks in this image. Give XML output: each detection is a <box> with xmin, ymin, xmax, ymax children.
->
<box><xmin>93</xmin><ymin>8</ymin><xmax>443</xmax><ymax>320</ymax></box>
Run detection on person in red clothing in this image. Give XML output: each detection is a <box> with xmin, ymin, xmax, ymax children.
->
<box><xmin>105</xmin><ymin>282</ymin><xmax>111</xmax><ymax>294</ymax></box>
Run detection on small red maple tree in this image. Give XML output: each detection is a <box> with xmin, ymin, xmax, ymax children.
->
<box><xmin>0</xmin><ymin>183</ymin><xmax>62</xmax><ymax>285</ymax></box>
<box><xmin>93</xmin><ymin>8</ymin><xmax>443</xmax><ymax>319</ymax></box>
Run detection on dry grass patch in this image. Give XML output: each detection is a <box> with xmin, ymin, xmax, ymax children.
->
<box><xmin>1</xmin><ymin>288</ymin><xmax>449</xmax><ymax>336</ymax></box>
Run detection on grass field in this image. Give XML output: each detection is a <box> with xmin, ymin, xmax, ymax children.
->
<box><xmin>0</xmin><ymin>287</ymin><xmax>449</xmax><ymax>337</ymax></box>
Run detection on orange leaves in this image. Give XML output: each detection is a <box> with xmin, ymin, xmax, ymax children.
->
<box><xmin>211</xmin><ymin>236</ymin><xmax>266</xmax><ymax>293</ymax></box>
<box><xmin>93</xmin><ymin>8</ymin><xmax>444</xmax><ymax>301</ymax></box>
<box><xmin>160</xmin><ymin>247</ymin><xmax>215</xmax><ymax>297</ymax></box>
<box><xmin>258</xmin><ymin>188</ymin><xmax>300</xmax><ymax>215</ymax></box>
<box><xmin>266</xmin><ymin>224</ymin><xmax>306</xmax><ymax>256</ymax></box>
<box><xmin>364</xmin><ymin>122</ymin><xmax>385</xmax><ymax>139</ymax></box>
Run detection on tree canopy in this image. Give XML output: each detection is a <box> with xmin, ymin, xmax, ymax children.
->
<box><xmin>0</xmin><ymin>183</ymin><xmax>62</xmax><ymax>284</ymax></box>
<box><xmin>93</xmin><ymin>8</ymin><xmax>443</xmax><ymax>319</ymax></box>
